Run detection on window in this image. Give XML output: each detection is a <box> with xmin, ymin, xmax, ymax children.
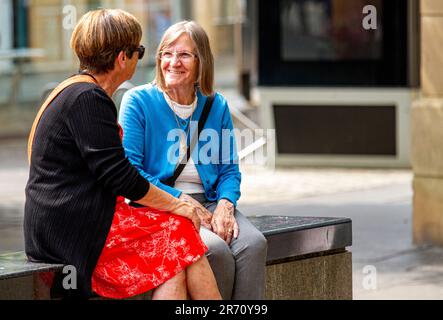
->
<box><xmin>281</xmin><ymin>0</ymin><xmax>383</xmax><ymax>61</ymax></box>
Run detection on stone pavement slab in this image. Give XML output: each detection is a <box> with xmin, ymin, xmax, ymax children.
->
<box><xmin>239</xmin><ymin>172</ymin><xmax>443</xmax><ymax>300</ymax></box>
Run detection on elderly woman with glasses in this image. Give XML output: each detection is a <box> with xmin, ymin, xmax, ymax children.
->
<box><xmin>24</xmin><ymin>9</ymin><xmax>221</xmax><ymax>300</ymax></box>
<box><xmin>119</xmin><ymin>21</ymin><xmax>267</xmax><ymax>300</ymax></box>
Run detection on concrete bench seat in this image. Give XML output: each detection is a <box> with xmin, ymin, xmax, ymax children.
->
<box><xmin>250</xmin><ymin>216</ymin><xmax>353</xmax><ymax>299</ymax></box>
<box><xmin>0</xmin><ymin>215</ymin><xmax>352</xmax><ymax>300</ymax></box>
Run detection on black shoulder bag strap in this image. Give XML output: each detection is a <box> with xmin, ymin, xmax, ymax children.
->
<box><xmin>162</xmin><ymin>94</ymin><xmax>215</xmax><ymax>187</ymax></box>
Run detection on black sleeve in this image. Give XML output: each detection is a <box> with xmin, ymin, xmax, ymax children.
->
<box><xmin>65</xmin><ymin>87</ymin><xmax>149</xmax><ymax>201</ymax></box>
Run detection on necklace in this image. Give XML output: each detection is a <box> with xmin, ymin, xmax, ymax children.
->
<box><xmin>78</xmin><ymin>70</ymin><xmax>98</xmax><ymax>83</ymax></box>
<box><xmin>165</xmin><ymin>93</ymin><xmax>197</xmax><ymax>159</ymax></box>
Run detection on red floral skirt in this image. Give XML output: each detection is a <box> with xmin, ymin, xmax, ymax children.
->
<box><xmin>91</xmin><ymin>196</ymin><xmax>208</xmax><ymax>299</ymax></box>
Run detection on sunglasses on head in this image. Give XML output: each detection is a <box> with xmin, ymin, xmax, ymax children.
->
<box><xmin>127</xmin><ymin>45</ymin><xmax>145</xmax><ymax>60</ymax></box>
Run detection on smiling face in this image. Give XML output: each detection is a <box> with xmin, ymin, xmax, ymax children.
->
<box><xmin>160</xmin><ymin>33</ymin><xmax>199</xmax><ymax>90</ymax></box>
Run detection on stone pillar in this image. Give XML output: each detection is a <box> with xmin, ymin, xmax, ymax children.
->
<box><xmin>191</xmin><ymin>0</ymin><xmax>218</xmax><ymax>54</ymax></box>
<box><xmin>412</xmin><ymin>0</ymin><xmax>443</xmax><ymax>245</ymax></box>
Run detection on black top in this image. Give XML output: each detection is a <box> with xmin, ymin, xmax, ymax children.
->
<box><xmin>24</xmin><ymin>82</ymin><xmax>150</xmax><ymax>298</ymax></box>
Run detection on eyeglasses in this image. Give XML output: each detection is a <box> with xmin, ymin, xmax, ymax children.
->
<box><xmin>127</xmin><ymin>45</ymin><xmax>145</xmax><ymax>60</ymax></box>
<box><xmin>158</xmin><ymin>50</ymin><xmax>197</xmax><ymax>63</ymax></box>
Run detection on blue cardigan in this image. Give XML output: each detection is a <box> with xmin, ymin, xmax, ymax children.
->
<box><xmin>119</xmin><ymin>84</ymin><xmax>241</xmax><ymax>206</ymax></box>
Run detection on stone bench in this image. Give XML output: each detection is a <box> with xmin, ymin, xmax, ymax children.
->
<box><xmin>0</xmin><ymin>215</ymin><xmax>352</xmax><ymax>300</ymax></box>
<box><xmin>251</xmin><ymin>216</ymin><xmax>353</xmax><ymax>299</ymax></box>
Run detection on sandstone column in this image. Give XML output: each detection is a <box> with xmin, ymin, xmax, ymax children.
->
<box><xmin>412</xmin><ymin>0</ymin><xmax>443</xmax><ymax>245</ymax></box>
<box><xmin>192</xmin><ymin>0</ymin><xmax>218</xmax><ymax>55</ymax></box>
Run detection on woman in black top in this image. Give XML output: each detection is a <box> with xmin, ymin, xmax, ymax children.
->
<box><xmin>24</xmin><ymin>9</ymin><xmax>220</xmax><ymax>300</ymax></box>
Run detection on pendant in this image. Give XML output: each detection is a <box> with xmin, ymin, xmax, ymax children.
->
<box><xmin>180</xmin><ymin>135</ymin><xmax>187</xmax><ymax>157</ymax></box>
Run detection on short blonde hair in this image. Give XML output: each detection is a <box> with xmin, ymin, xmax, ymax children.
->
<box><xmin>155</xmin><ymin>21</ymin><xmax>214</xmax><ymax>96</ymax></box>
<box><xmin>70</xmin><ymin>9</ymin><xmax>142</xmax><ymax>74</ymax></box>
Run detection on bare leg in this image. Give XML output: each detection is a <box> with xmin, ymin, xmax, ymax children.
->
<box><xmin>186</xmin><ymin>255</ymin><xmax>222</xmax><ymax>300</ymax></box>
<box><xmin>151</xmin><ymin>270</ymin><xmax>187</xmax><ymax>300</ymax></box>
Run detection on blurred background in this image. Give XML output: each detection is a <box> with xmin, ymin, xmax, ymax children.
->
<box><xmin>3</xmin><ymin>0</ymin><xmax>443</xmax><ymax>299</ymax></box>
<box><xmin>0</xmin><ymin>0</ymin><xmax>247</xmax><ymax>137</ymax></box>
<box><xmin>0</xmin><ymin>0</ymin><xmax>417</xmax><ymax>150</ymax></box>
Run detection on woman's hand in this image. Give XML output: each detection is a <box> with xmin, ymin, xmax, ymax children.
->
<box><xmin>179</xmin><ymin>194</ymin><xmax>213</xmax><ymax>230</ymax></box>
<box><xmin>172</xmin><ymin>200</ymin><xmax>201</xmax><ymax>231</ymax></box>
<box><xmin>135</xmin><ymin>184</ymin><xmax>201</xmax><ymax>231</ymax></box>
<box><xmin>211</xmin><ymin>199</ymin><xmax>239</xmax><ymax>244</ymax></box>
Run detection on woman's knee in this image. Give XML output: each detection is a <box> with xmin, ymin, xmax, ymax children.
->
<box><xmin>235</xmin><ymin>229</ymin><xmax>267</xmax><ymax>259</ymax></box>
<box><xmin>152</xmin><ymin>270</ymin><xmax>187</xmax><ymax>299</ymax></box>
<box><xmin>248</xmin><ymin>232</ymin><xmax>267</xmax><ymax>260</ymax></box>
<box><xmin>172</xmin><ymin>270</ymin><xmax>187</xmax><ymax>285</ymax></box>
<box><xmin>203</xmin><ymin>232</ymin><xmax>234</xmax><ymax>262</ymax></box>
<box><xmin>205</xmin><ymin>238</ymin><xmax>234</xmax><ymax>264</ymax></box>
<box><xmin>252</xmin><ymin>231</ymin><xmax>267</xmax><ymax>254</ymax></box>
<box><xmin>192</xmin><ymin>254</ymin><xmax>210</xmax><ymax>269</ymax></box>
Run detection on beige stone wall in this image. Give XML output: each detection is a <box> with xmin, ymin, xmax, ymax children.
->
<box><xmin>413</xmin><ymin>177</ymin><xmax>443</xmax><ymax>246</ymax></box>
<box><xmin>28</xmin><ymin>0</ymin><xmax>65</xmax><ymax>63</ymax></box>
<box><xmin>191</xmin><ymin>0</ymin><xmax>239</xmax><ymax>56</ymax></box>
<box><xmin>191</xmin><ymin>0</ymin><xmax>218</xmax><ymax>54</ymax></box>
<box><xmin>265</xmin><ymin>251</ymin><xmax>353</xmax><ymax>300</ymax></box>
<box><xmin>28</xmin><ymin>0</ymin><xmax>93</xmax><ymax>70</ymax></box>
<box><xmin>421</xmin><ymin>18</ymin><xmax>443</xmax><ymax>96</ymax></box>
<box><xmin>411</xmin><ymin>99</ymin><xmax>443</xmax><ymax>175</ymax></box>
<box><xmin>412</xmin><ymin>0</ymin><xmax>443</xmax><ymax>245</ymax></box>
<box><xmin>25</xmin><ymin>0</ymin><xmax>238</xmax><ymax>71</ymax></box>
<box><xmin>27</xmin><ymin>0</ymin><xmax>151</xmax><ymax>71</ymax></box>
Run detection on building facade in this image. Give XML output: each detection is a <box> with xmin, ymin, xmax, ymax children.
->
<box><xmin>0</xmin><ymin>0</ymin><xmax>243</xmax><ymax>137</ymax></box>
<box><xmin>249</xmin><ymin>0</ymin><xmax>420</xmax><ymax>167</ymax></box>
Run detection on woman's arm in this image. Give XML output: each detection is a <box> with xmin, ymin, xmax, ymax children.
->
<box><xmin>210</xmin><ymin>97</ymin><xmax>241</xmax><ymax>243</ymax></box>
<box><xmin>215</xmin><ymin>97</ymin><xmax>242</xmax><ymax>207</ymax></box>
<box><xmin>119</xmin><ymin>89</ymin><xmax>182</xmax><ymax>198</ymax></box>
<box><xmin>66</xmin><ymin>88</ymin><xmax>200</xmax><ymax>229</ymax></box>
<box><xmin>137</xmin><ymin>184</ymin><xmax>201</xmax><ymax>231</ymax></box>
<box><xmin>65</xmin><ymin>87</ymin><xmax>150</xmax><ymax>201</ymax></box>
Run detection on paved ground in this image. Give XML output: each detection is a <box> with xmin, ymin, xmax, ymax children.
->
<box><xmin>239</xmin><ymin>166</ymin><xmax>443</xmax><ymax>300</ymax></box>
<box><xmin>1</xmin><ymin>137</ymin><xmax>443</xmax><ymax>299</ymax></box>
